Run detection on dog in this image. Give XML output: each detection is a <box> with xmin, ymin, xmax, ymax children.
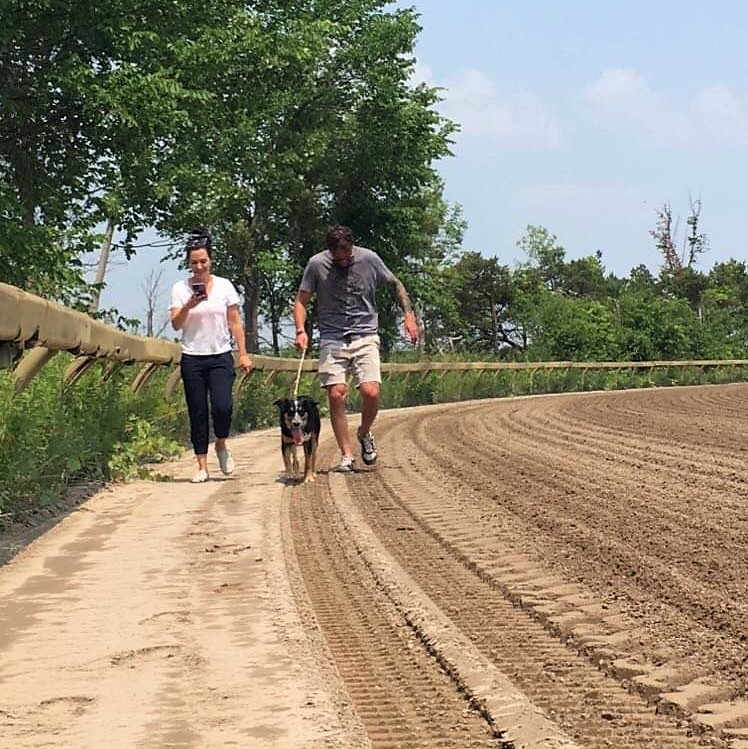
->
<box><xmin>273</xmin><ymin>396</ymin><xmax>321</xmax><ymax>483</ymax></box>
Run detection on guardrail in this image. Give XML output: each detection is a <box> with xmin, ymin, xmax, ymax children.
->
<box><xmin>3</xmin><ymin>281</ymin><xmax>748</xmax><ymax>396</ymax></box>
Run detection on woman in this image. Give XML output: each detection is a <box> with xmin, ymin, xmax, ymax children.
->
<box><xmin>170</xmin><ymin>230</ymin><xmax>252</xmax><ymax>483</ymax></box>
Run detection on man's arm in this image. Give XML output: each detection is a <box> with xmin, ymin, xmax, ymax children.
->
<box><xmin>389</xmin><ymin>276</ymin><xmax>420</xmax><ymax>344</ymax></box>
<box><xmin>293</xmin><ymin>289</ymin><xmax>313</xmax><ymax>350</ymax></box>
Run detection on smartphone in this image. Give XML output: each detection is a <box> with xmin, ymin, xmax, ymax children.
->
<box><xmin>191</xmin><ymin>282</ymin><xmax>207</xmax><ymax>299</ymax></box>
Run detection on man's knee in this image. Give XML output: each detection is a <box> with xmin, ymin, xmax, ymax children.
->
<box><xmin>327</xmin><ymin>383</ymin><xmax>348</xmax><ymax>406</ymax></box>
<box><xmin>359</xmin><ymin>381</ymin><xmax>380</xmax><ymax>400</ymax></box>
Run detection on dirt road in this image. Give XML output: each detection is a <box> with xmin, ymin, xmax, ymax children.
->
<box><xmin>2</xmin><ymin>384</ymin><xmax>748</xmax><ymax>748</ymax></box>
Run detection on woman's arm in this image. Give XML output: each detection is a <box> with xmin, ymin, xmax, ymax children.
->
<box><xmin>227</xmin><ymin>304</ymin><xmax>253</xmax><ymax>372</ymax></box>
<box><xmin>170</xmin><ymin>292</ymin><xmax>200</xmax><ymax>330</ymax></box>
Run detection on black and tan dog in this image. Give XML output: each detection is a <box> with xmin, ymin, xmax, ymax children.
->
<box><xmin>273</xmin><ymin>396</ymin><xmax>321</xmax><ymax>483</ymax></box>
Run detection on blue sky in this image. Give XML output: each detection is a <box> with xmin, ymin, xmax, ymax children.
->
<box><xmin>405</xmin><ymin>0</ymin><xmax>748</xmax><ymax>274</ymax></box>
<box><xmin>101</xmin><ymin>1</ymin><xmax>748</xmax><ymax>325</ymax></box>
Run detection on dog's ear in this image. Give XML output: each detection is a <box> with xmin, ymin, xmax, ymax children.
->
<box><xmin>273</xmin><ymin>398</ymin><xmax>285</xmax><ymax>408</ymax></box>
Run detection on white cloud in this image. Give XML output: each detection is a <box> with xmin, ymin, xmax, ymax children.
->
<box><xmin>585</xmin><ymin>68</ymin><xmax>748</xmax><ymax>148</ymax></box>
<box><xmin>585</xmin><ymin>68</ymin><xmax>650</xmax><ymax>105</ymax></box>
<box><xmin>690</xmin><ymin>83</ymin><xmax>748</xmax><ymax>147</ymax></box>
<box><xmin>436</xmin><ymin>68</ymin><xmax>560</xmax><ymax>149</ymax></box>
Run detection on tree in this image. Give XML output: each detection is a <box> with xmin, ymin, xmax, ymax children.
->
<box><xmin>449</xmin><ymin>252</ymin><xmax>520</xmax><ymax>354</ymax></box>
<box><xmin>615</xmin><ymin>291</ymin><xmax>710</xmax><ymax>361</ymax></box>
<box><xmin>0</xmin><ymin>0</ymin><xmax>241</xmax><ymax>299</ymax></box>
<box><xmin>526</xmin><ymin>294</ymin><xmax>621</xmax><ymax>362</ymax></box>
<box><xmin>150</xmin><ymin>1</ymin><xmax>457</xmax><ymax>353</ymax></box>
<box><xmin>517</xmin><ymin>225</ymin><xmax>566</xmax><ymax>292</ymax></box>
<box><xmin>651</xmin><ymin>199</ymin><xmax>710</xmax><ymax>309</ymax></box>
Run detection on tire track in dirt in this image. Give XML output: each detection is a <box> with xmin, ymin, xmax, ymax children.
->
<box><xmin>339</xmin><ymin>418</ymin><xmax>710</xmax><ymax>747</ymax></box>
<box><xmin>451</xmin><ymin>394</ymin><xmax>748</xmax><ymax>641</ymax></box>
<box><xmin>286</xmin><ymin>475</ymin><xmax>504</xmax><ymax>748</ymax></box>
<box><xmin>355</xmin><ymin>387</ymin><xmax>748</xmax><ymax>746</ymax></box>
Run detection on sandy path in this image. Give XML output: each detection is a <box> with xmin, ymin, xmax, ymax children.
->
<box><xmin>0</xmin><ymin>428</ymin><xmax>358</xmax><ymax>749</ymax></box>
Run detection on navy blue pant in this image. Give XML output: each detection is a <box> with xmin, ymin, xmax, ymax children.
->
<box><xmin>180</xmin><ymin>352</ymin><xmax>236</xmax><ymax>455</ymax></box>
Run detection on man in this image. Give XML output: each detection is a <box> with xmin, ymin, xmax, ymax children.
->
<box><xmin>293</xmin><ymin>224</ymin><xmax>420</xmax><ymax>472</ymax></box>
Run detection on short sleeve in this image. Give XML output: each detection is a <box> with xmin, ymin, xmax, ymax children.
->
<box><xmin>170</xmin><ymin>280</ymin><xmax>189</xmax><ymax>310</ymax></box>
<box><xmin>299</xmin><ymin>259</ymin><xmax>318</xmax><ymax>293</ymax></box>
<box><xmin>225</xmin><ymin>279</ymin><xmax>240</xmax><ymax>307</ymax></box>
<box><xmin>373</xmin><ymin>254</ymin><xmax>395</xmax><ymax>286</ymax></box>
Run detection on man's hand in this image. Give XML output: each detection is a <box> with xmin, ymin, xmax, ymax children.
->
<box><xmin>295</xmin><ymin>330</ymin><xmax>309</xmax><ymax>351</ymax></box>
<box><xmin>403</xmin><ymin>311</ymin><xmax>420</xmax><ymax>345</ymax></box>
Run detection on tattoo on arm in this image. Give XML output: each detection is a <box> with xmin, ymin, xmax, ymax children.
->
<box><xmin>391</xmin><ymin>277</ymin><xmax>414</xmax><ymax>315</ymax></box>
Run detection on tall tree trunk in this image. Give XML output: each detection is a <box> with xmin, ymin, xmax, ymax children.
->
<box><xmin>490</xmin><ymin>298</ymin><xmax>499</xmax><ymax>353</ymax></box>
<box><xmin>243</xmin><ymin>273</ymin><xmax>260</xmax><ymax>353</ymax></box>
<box><xmin>89</xmin><ymin>218</ymin><xmax>115</xmax><ymax>313</ymax></box>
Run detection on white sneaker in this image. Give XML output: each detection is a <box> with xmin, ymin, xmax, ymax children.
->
<box><xmin>191</xmin><ymin>469</ymin><xmax>209</xmax><ymax>483</ymax></box>
<box><xmin>334</xmin><ymin>455</ymin><xmax>355</xmax><ymax>473</ymax></box>
<box><xmin>217</xmin><ymin>449</ymin><xmax>235</xmax><ymax>475</ymax></box>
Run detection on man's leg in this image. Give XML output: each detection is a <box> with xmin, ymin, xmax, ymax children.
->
<box><xmin>318</xmin><ymin>339</ymin><xmax>353</xmax><ymax>463</ymax></box>
<box><xmin>327</xmin><ymin>383</ymin><xmax>353</xmax><ymax>458</ymax></box>
<box><xmin>352</xmin><ymin>336</ymin><xmax>382</xmax><ymax>465</ymax></box>
<box><xmin>358</xmin><ymin>381</ymin><xmax>380</xmax><ymax>436</ymax></box>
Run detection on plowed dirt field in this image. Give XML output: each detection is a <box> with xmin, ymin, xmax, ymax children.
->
<box><xmin>2</xmin><ymin>384</ymin><xmax>748</xmax><ymax>748</ymax></box>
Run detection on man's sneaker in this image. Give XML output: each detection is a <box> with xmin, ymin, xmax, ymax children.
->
<box><xmin>334</xmin><ymin>455</ymin><xmax>355</xmax><ymax>473</ymax></box>
<box><xmin>357</xmin><ymin>431</ymin><xmax>377</xmax><ymax>465</ymax></box>
<box><xmin>191</xmin><ymin>469</ymin><xmax>209</xmax><ymax>483</ymax></box>
<box><xmin>217</xmin><ymin>449</ymin><xmax>235</xmax><ymax>475</ymax></box>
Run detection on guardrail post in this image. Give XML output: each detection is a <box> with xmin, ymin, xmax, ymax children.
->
<box><xmin>131</xmin><ymin>362</ymin><xmax>160</xmax><ymax>394</ymax></box>
<box><xmin>235</xmin><ymin>370</ymin><xmax>253</xmax><ymax>392</ymax></box>
<box><xmin>102</xmin><ymin>360</ymin><xmax>124</xmax><ymax>382</ymax></box>
<box><xmin>164</xmin><ymin>367</ymin><xmax>183</xmax><ymax>399</ymax></box>
<box><xmin>13</xmin><ymin>347</ymin><xmax>58</xmax><ymax>392</ymax></box>
<box><xmin>64</xmin><ymin>355</ymin><xmax>97</xmax><ymax>386</ymax></box>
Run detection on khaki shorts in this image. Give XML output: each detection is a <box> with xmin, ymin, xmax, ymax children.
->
<box><xmin>318</xmin><ymin>334</ymin><xmax>381</xmax><ymax>388</ymax></box>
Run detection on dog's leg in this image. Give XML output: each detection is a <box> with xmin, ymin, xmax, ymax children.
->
<box><xmin>291</xmin><ymin>445</ymin><xmax>300</xmax><ymax>478</ymax></box>
<box><xmin>309</xmin><ymin>434</ymin><xmax>319</xmax><ymax>482</ymax></box>
<box><xmin>282</xmin><ymin>444</ymin><xmax>295</xmax><ymax>481</ymax></box>
<box><xmin>302</xmin><ymin>440</ymin><xmax>316</xmax><ymax>483</ymax></box>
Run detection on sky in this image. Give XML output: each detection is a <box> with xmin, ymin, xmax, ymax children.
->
<box><xmin>100</xmin><ymin>0</ymin><xmax>748</xmax><ymax>327</ymax></box>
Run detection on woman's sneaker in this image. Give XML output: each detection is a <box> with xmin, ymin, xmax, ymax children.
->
<box><xmin>357</xmin><ymin>431</ymin><xmax>377</xmax><ymax>465</ymax></box>
<box><xmin>334</xmin><ymin>455</ymin><xmax>355</xmax><ymax>473</ymax></box>
<box><xmin>217</xmin><ymin>449</ymin><xmax>235</xmax><ymax>475</ymax></box>
<box><xmin>191</xmin><ymin>469</ymin><xmax>209</xmax><ymax>483</ymax></box>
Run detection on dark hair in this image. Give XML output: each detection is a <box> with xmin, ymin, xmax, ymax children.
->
<box><xmin>325</xmin><ymin>224</ymin><xmax>354</xmax><ymax>251</ymax></box>
<box><xmin>185</xmin><ymin>228</ymin><xmax>212</xmax><ymax>258</ymax></box>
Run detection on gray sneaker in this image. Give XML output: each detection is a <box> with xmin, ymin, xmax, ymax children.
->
<box><xmin>217</xmin><ymin>449</ymin><xmax>235</xmax><ymax>475</ymax></box>
<box><xmin>334</xmin><ymin>455</ymin><xmax>355</xmax><ymax>473</ymax></box>
<box><xmin>357</xmin><ymin>431</ymin><xmax>377</xmax><ymax>465</ymax></box>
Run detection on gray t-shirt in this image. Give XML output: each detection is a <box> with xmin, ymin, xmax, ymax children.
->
<box><xmin>299</xmin><ymin>246</ymin><xmax>395</xmax><ymax>340</ymax></box>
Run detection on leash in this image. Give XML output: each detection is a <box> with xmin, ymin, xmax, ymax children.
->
<box><xmin>292</xmin><ymin>346</ymin><xmax>306</xmax><ymax>398</ymax></box>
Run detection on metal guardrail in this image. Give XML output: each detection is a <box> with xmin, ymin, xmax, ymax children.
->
<box><xmin>3</xmin><ymin>281</ymin><xmax>748</xmax><ymax>395</ymax></box>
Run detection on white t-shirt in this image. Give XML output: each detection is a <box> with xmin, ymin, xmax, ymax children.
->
<box><xmin>170</xmin><ymin>276</ymin><xmax>241</xmax><ymax>355</ymax></box>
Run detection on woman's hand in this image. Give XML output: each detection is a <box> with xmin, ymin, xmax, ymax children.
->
<box><xmin>238</xmin><ymin>352</ymin><xmax>253</xmax><ymax>373</ymax></box>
